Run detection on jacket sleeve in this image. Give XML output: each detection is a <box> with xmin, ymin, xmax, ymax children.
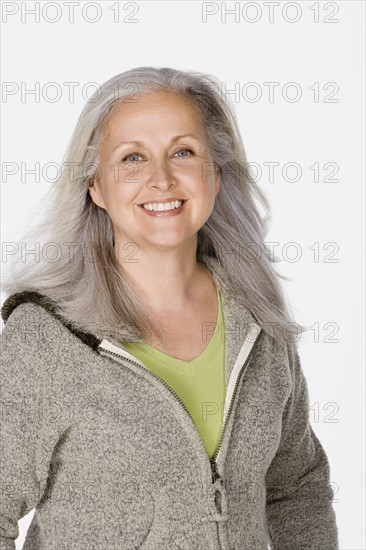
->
<box><xmin>0</xmin><ymin>304</ymin><xmax>67</xmax><ymax>550</ymax></box>
<box><xmin>265</xmin><ymin>340</ymin><xmax>339</xmax><ymax>550</ymax></box>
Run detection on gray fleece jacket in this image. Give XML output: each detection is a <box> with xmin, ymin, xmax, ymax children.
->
<box><xmin>0</xmin><ymin>255</ymin><xmax>339</xmax><ymax>550</ymax></box>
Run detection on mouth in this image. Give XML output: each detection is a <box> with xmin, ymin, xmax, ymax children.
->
<box><xmin>138</xmin><ymin>199</ymin><xmax>187</xmax><ymax>212</ymax></box>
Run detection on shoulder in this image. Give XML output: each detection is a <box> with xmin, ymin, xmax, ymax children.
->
<box><xmin>0</xmin><ymin>300</ymin><xmax>58</xmax><ymax>393</ymax></box>
<box><xmin>1</xmin><ymin>291</ymin><xmax>101</xmax><ymax>353</ymax></box>
<box><xmin>1</xmin><ymin>292</ymin><xmax>65</xmax><ymax>348</ymax></box>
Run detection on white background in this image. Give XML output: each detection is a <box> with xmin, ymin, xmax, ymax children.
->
<box><xmin>1</xmin><ymin>1</ymin><xmax>365</xmax><ymax>548</ymax></box>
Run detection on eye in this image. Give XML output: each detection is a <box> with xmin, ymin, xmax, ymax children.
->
<box><xmin>121</xmin><ymin>148</ymin><xmax>194</xmax><ymax>163</ymax></box>
<box><xmin>173</xmin><ymin>148</ymin><xmax>194</xmax><ymax>158</ymax></box>
<box><xmin>121</xmin><ymin>152</ymin><xmax>142</xmax><ymax>163</ymax></box>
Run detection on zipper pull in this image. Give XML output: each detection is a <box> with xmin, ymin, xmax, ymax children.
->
<box><xmin>210</xmin><ymin>459</ymin><xmax>222</xmax><ymax>484</ymax></box>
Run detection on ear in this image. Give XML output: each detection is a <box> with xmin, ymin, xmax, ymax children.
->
<box><xmin>88</xmin><ymin>178</ymin><xmax>106</xmax><ymax>209</ymax></box>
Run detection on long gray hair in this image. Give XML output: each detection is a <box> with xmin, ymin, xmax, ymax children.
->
<box><xmin>1</xmin><ymin>66</ymin><xmax>305</xmax><ymax>346</ymax></box>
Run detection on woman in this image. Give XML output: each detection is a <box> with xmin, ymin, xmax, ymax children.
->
<box><xmin>0</xmin><ymin>67</ymin><xmax>339</xmax><ymax>550</ymax></box>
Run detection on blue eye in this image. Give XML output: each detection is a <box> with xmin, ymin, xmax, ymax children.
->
<box><xmin>121</xmin><ymin>148</ymin><xmax>194</xmax><ymax>163</ymax></box>
<box><xmin>122</xmin><ymin>152</ymin><xmax>142</xmax><ymax>163</ymax></box>
<box><xmin>174</xmin><ymin>149</ymin><xmax>193</xmax><ymax>158</ymax></box>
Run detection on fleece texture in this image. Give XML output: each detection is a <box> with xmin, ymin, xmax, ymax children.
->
<box><xmin>0</xmin><ymin>254</ymin><xmax>339</xmax><ymax>550</ymax></box>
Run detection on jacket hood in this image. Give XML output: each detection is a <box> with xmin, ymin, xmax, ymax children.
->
<box><xmin>1</xmin><ymin>289</ymin><xmax>102</xmax><ymax>352</ymax></box>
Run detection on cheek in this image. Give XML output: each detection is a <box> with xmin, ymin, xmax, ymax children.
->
<box><xmin>116</xmin><ymin>164</ymin><xmax>141</xmax><ymax>186</ymax></box>
<box><xmin>100</xmin><ymin>160</ymin><xmax>137</xmax><ymax>186</ymax></box>
<box><xmin>96</xmin><ymin>183</ymin><xmax>133</xmax><ymax>217</ymax></box>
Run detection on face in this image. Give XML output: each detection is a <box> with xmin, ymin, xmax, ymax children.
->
<box><xmin>88</xmin><ymin>89</ymin><xmax>220</xmax><ymax>257</ymax></box>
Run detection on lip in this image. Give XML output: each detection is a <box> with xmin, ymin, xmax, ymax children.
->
<box><xmin>138</xmin><ymin>198</ymin><xmax>186</xmax><ymax>206</ymax></box>
<box><xmin>138</xmin><ymin>199</ymin><xmax>187</xmax><ymax>217</ymax></box>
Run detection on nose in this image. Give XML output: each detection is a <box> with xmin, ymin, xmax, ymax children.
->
<box><xmin>146</xmin><ymin>157</ymin><xmax>176</xmax><ymax>192</ymax></box>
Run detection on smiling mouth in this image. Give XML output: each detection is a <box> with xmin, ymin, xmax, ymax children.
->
<box><xmin>138</xmin><ymin>199</ymin><xmax>186</xmax><ymax>212</ymax></box>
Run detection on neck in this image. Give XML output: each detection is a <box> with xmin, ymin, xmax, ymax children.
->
<box><xmin>114</xmin><ymin>242</ymin><xmax>212</xmax><ymax>312</ymax></box>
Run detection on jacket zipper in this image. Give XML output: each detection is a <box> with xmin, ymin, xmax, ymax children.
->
<box><xmin>209</xmin><ymin>325</ymin><xmax>262</xmax><ymax>550</ymax></box>
<box><xmin>211</xmin><ymin>324</ymin><xmax>262</xmax><ymax>475</ymax></box>
<box><xmin>98</xmin><ymin>325</ymin><xmax>262</xmax><ymax>548</ymax></box>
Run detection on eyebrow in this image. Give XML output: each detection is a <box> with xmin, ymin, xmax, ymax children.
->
<box><xmin>111</xmin><ymin>134</ymin><xmax>200</xmax><ymax>153</ymax></box>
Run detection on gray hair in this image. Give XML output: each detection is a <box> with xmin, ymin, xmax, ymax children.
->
<box><xmin>1</xmin><ymin>66</ymin><xmax>305</xmax><ymax>346</ymax></box>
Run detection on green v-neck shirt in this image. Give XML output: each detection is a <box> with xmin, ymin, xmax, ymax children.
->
<box><xmin>123</xmin><ymin>286</ymin><xmax>226</xmax><ymax>460</ymax></box>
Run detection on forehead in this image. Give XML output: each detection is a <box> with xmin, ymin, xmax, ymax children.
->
<box><xmin>101</xmin><ymin>90</ymin><xmax>204</xmax><ymax>137</ymax></box>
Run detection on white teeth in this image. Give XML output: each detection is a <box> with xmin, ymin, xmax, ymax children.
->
<box><xmin>142</xmin><ymin>200</ymin><xmax>183</xmax><ymax>212</ymax></box>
